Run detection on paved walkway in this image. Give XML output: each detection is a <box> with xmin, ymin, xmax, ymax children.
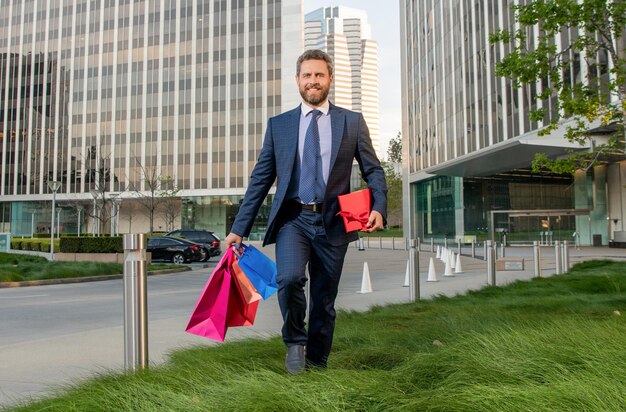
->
<box><xmin>1</xmin><ymin>243</ymin><xmax>625</xmax><ymax>407</ymax></box>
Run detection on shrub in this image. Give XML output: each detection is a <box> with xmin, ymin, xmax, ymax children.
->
<box><xmin>10</xmin><ymin>239</ymin><xmax>22</xmax><ymax>250</ymax></box>
<box><xmin>40</xmin><ymin>239</ymin><xmax>51</xmax><ymax>252</ymax></box>
<box><xmin>60</xmin><ymin>236</ymin><xmax>123</xmax><ymax>253</ymax></box>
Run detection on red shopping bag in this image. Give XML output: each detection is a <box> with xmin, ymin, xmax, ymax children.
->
<box><xmin>185</xmin><ymin>248</ymin><xmax>237</xmax><ymax>341</ymax></box>
<box><xmin>336</xmin><ymin>188</ymin><xmax>372</xmax><ymax>232</ymax></box>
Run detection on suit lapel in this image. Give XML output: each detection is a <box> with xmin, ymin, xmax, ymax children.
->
<box><xmin>329</xmin><ymin>103</ymin><xmax>345</xmax><ymax>174</ymax></box>
<box><xmin>282</xmin><ymin>106</ymin><xmax>301</xmax><ymax>177</ymax></box>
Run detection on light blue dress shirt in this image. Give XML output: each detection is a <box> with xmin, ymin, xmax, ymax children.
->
<box><xmin>299</xmin><ymin>101</ymin><xmax>331</xmax><ymax>186</ymax></box>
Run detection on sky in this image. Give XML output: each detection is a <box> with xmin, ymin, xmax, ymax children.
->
<box><xmin>304</xmin><ymin>0</ymin><xmax>402</xmax><ymax>159</ymax></box>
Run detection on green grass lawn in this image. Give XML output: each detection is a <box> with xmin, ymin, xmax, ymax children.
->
<box><xmin>361</xmin><ymin>227</ymin><xmax>404</xmax><ymax>238</ymax></box>
<box><xmin>7</xmin><ymin>260</ymin><xmax>626</xmax><ymax>411</ymax></box>
<box><xmin>0</xmin><ymin>253</ymin><xmax>183</xmax><ymax>283</ymax></box>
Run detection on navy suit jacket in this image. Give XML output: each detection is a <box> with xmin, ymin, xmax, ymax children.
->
<box><xmin>230</xmin><ymin>103</ymin><xmax>387</xmax><ymax>247</ymax></box>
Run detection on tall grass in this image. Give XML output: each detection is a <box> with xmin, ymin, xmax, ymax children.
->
<box><xmin>0</xmin><ymin>252</ymin><xmax>184</xmax><ymax>282</ymax></box>
<box><xmin>6</xmin><ymin>260</ymin><xmax>626</xmax><ymax>411</ymax></box>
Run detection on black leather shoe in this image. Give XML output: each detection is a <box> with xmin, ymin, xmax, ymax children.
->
<box><xmin>285</xmin><ymin>345</ymin><xmax>306</xmax><ymax>375</ymax></box>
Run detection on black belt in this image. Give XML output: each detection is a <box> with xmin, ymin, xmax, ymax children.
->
<box><xmin>288</xmin><ymin>199</ymin><xmax>324</xmax><ymax>213</ymax></box>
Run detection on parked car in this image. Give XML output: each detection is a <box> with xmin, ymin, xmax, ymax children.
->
<box><xmin>147</xmin><ymin>236</ymin><xmax>203</xmax><ymax>264</ymax></box>
<box><xmin>165</xmin><ymin>229</ymin><xmax>221</xmax><ymax>261</ymax></box>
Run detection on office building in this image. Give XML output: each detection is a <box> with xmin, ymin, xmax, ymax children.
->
<box><xmin>305</xmin><ymin>6</ymin><xmax>381</xmax><ymax>156</ymax></box>
<box><xmin>400</xmin><ymin>0</ymin><xmax>626</xmax><ymax>246</ymax></box>
<box><xmin>0</xmin><ymin>0</ymin><xmax>302</xmax><ymax>238</ymax></box>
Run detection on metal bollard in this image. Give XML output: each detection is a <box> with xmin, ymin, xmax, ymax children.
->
<box><xmin>358</xmin><ymin>236</ymin><xmax>365</xmax><ymax>251</ymax></box>
<box><xmin>405</xmin><ymin>237</ymin><xmax>409</xmax><ymax>251</ymax></box>
<box><xmin>379</xmin><ymin>236</ymin><xmax>382</xmax><ymax>249</ymax></box>
<box><xmin>483</xmin><ymin>241</ymin><xmax>487</xmax><ymax>261</ymax></box>
<box><xmin>500</xmin><ymin>242</ymin><xmax>505</xmax><ymax>258</ymax></box>
<box><xmin>392</xmin><ymin>237</ymin><xmax>395</xmax><ymax>250</ymax></box>
<box><xmin>533</xmin><ymin>241</ymin><xmax>542</xmax><ymax>277</ymax></box>
<box><xmin>457</xmin><ymin>239</ymin><xmax>462</xmax><ymax>256</ymax></box>
<box><xmin>417</xmin><ymin>237</ymin><xmax>421</xmax><ymax>252</ymax></box>
<box><xmin>471</xmin><ymin>240</ymin><xmax>476</xmax><ymax>258</ymax></box>
<box><xmin>408</xmin><ymin>239</ymin><xmax>420</xmax><ymax>302</ymax></box>
<box><xmin>444</xmin><ymin>238</ymin><xmax>448</xmax><ymax>248</ymax></box>
<box><xmin>367</xmin><ymin>236</ymin><xmax>370</xmax><ymax>248</ymax></box>
<box><xmin>430</xmin><ymin>238</ymin><xmax>434</xmax><ymax>253</ymax></box>
<box><xmin>554</xmin><ymin>240</ymin><xmax>562</xmax><ymax>274</ymax></box>
<box><xmin>494</xmin><ymin>242</ymin><xmax>499</xmax><ymax>259</ymax></box>
<box><xmin>123</xmin><ymin>233</ymin><xmax>148</xmax><ymax>371</ymax></box>
<box><xmin>562</xmin><ymin>240</ymin><xmax>570</xmax><ymax>272</ymax></box>
<box><xmin>486</xmin><ymin>240</ymin><xmax>496</xmax><ymax>286</ymax></box>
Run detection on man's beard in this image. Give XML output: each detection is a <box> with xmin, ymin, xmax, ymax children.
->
<box><xmin>300</xmin><ymin>84</ymin><xmax>329</xmax><ymax>106</ymax></box>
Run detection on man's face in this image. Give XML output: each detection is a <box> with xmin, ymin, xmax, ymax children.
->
<box><xmin>296</xmin><ymin>59</ymin><xmax>333</xmax><ymax>107</ymax></box>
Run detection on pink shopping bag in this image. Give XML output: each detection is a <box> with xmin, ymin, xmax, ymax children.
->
<box><xmin>185</xmin><ymin>248</ymin><xmax>236</xmax><ymax>341</ymax></box>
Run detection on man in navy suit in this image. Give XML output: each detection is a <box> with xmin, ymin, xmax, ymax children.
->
<box><xmin>225</xmin><ymin>49</ymin><xmax>387</xmax><ymax>374</ymax></box>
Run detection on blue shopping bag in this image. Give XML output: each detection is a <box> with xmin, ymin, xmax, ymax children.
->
<box><xmin>236</xmin><ymin>243</ymin><xmax>278</xmax><ymax>300</ymax></box>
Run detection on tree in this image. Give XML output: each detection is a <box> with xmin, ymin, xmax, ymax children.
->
<box><xmin>160</xmin><ymin>178</ymin><xmax>182</xmax><ymax>232</ymax></box>
<box><xmin>131</xmin><ymin>160</ymin><xmax>181</xmax><ymax>234</ymax></box>
<box><xmin>387</xmin><ymin>132</ymin><xmax>402</xmax><ymax>163</ymax></box>
<box><xmin>84</xmin><ymin>150</ymin><xmax>117</xmax><ymax>235</ymax></box>
<box><xmin>490</xmin><ymin>0</ymin><xmax>626</xmax><ymax>174</ymax></box>
<box><xmin>382</xmin><ymin>162</ymin><xmax>403</xmax><ymax>228</ymax></box>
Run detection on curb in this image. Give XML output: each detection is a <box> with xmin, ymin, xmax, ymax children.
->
<box><xmin>0</xmin><ymin>266</ymin><xmax>198</xmax><ymax>289</ymax></box>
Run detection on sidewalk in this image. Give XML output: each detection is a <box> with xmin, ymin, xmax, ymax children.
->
<box><xmin>1</xmin><ymin>244</ymin><xmax>625</xmax><ymax>408</ymax></box>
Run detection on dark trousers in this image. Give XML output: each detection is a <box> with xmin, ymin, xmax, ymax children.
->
<box><xmin>275</xmin><ymin>208</ymin><xmax>349</xmax><ymax>366</ymax></box>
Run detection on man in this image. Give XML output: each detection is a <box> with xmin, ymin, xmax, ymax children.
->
<box><xmin>224</xmin><ymin>49</ymin><xmax>387</xmax><ymax>374</ymax></box>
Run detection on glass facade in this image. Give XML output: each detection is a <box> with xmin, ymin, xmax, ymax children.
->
<box><xmin>400</xmin><ymin>0</ymin><xmax>616</xmax><ymax>244</ymax></box>
<box><xmin>0</xmin><ymin>0</ymin><xmax>302</xmax><ymax>236</ymax></box>
<box><xmin>414</xmin><ymin>172</ymin><xmax>577</xmax><ymax>242</ymax></box>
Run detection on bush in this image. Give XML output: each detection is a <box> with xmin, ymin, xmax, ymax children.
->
<box><xmin>10</xmin><ymin>239</ymin><xmax>22</xmax><ymax>250</ymax></box>
<box><xmin>39</xmin><ymin>239</ymin><xmax>51</xmax><ymax>252</ymax></box>
<box><xmin>60</xmin><ymin>236</ymin><xmax>123</xmax><ymax>253</ymax></box>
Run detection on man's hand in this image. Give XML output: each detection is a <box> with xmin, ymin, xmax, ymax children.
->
<box><xmin>223</xmin><ymin>232</ymin><xmax>243</xmax><ymax>254</ymax></box>
<box><xmin>364</xmin><ymin>210</ymin><xmax>384</xmax><ymax>232</ymax></box>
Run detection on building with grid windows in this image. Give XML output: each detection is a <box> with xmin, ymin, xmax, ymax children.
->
<box><xmin>0</xmin><ymin>0</ymin><xmax>302</xmax><ymax>238</ymax></box>
<box><xmin>304</xmin><ymin>6</ymin><xmax>381</xmax><ymax>157</ymax></box>
<box><xmin>400</xmin><ymin>0</ymin><xmax>626</xmax><ymax>246</ymax></box>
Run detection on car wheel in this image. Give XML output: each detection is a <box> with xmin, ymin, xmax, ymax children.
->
<box><xmin>201</xmin><ymin>248</ymin><xmax>211</xmax><ymax>262</ymax></box>
<box><xmin>172</xmin><ymin>253</ymin><xmax>186</xmax><ymax>265</ymax></box>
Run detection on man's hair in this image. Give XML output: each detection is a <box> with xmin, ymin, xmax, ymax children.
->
<box><xmin>296</xmin><ymin>49</ymin><xmax>334</xmax><ymax>77</ymax></box>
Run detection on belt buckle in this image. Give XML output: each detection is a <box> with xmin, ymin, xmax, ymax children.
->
<box><xmin>312</xmin><ymin>203</ymin><xmax>321</xmax><ymax>212</ymax></box>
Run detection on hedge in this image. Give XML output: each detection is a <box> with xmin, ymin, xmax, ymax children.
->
<box><xmin>10</xmin><ymin>238</ymin><xmax>58</xmax><ymax>252</ymax></box>
<box><xmin>11</xmin><ymin>236</ymin><xmax>126</xmax><ymax>253</ymax></box>
<box><xmin>60</xmin><ymin>236</ymin><xmax>123</xmax><ymax>253</ymax></box>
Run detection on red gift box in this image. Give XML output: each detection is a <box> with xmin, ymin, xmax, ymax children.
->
<box><xmin>336</xmin><ymin>188</ymin><xmax>371</xmax><ymax>232</ymax></box>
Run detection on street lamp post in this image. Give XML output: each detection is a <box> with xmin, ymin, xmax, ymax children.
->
<box><xmin>48</xmin><ymin>181</ymin><xmax>61</xmax><ymax>260</ymax></box>
<box><xmin>57</xmin><ymin>208</ymin><xmax>62</xmax><ymax>238</ymax></box>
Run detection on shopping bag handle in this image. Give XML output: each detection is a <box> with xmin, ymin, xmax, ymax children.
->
<box><xmin>223</xmin><ymin>246</ymin><xmax>238</xmax><ymax>266</ymax></box>
<box><xmin>232</xmin><ymin>243</ymin><xmax>248</xmax><ymax>258</ymax></box>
